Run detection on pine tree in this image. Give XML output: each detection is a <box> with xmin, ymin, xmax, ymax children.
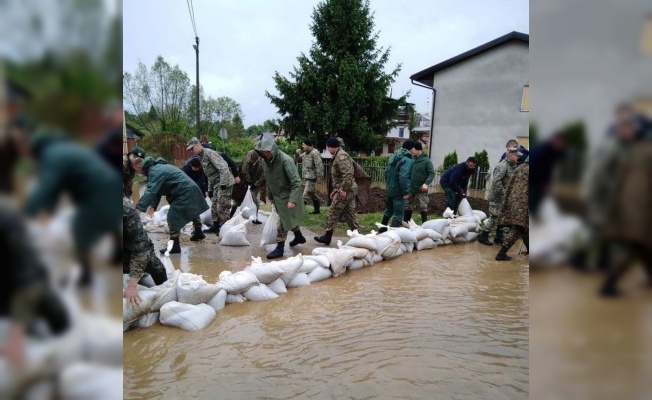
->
<box><xmin>266</xmin><ymin>0</ymin><xmax>405</xmax><ymax>153</ymax></box>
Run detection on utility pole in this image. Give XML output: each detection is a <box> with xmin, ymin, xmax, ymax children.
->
<box><xmin>193</xmin><ymin>36</ymin><xmax>200</xmax><ymax>137</ymax></box>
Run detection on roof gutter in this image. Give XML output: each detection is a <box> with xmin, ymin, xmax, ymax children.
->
<box><xmin>410</xmin><ymin>79</ymin><xmax>436</xmax><ymax>154</ymax></box>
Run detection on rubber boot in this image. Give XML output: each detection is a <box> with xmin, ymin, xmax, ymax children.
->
<box><xmin>266</xmin><ymin>241</ymin><xmax>285</xmax><ymax>259</ymax></box>
<box><xmin>203</xmin><ymin>222</ymin><xmax>220</xmax><ymax>234</ymax></box>
<box><xmin>420</xmin><ymin>212</ymin><xmax>428</xmax><ymax>224</ymax></box>
<box><xmin>190</xmin><ymin>228</ymin><xmax>206</xmax><ymax>241</ymax></box>
<box><xmin>378</xmin><ymin>215</ymin><xmax>390</xmax><ymax>233</ymax></box>
<box><xmin>310</xmin><ymin>200</ymin><xmax>321</xmax><ymax>214</ymax></box>
<box><xmin>390</xmin><ymin>219</ymin><xmax>402</xmax><ymax>228</ymax></box>
<box><xmin>493</xmin><ymin>227</ymin><xmax>505</xmax><ymax>245</ymax></box>
<box><xmin>149</xmin><ymin>268</ymin><xmax>168</xmax><ymax>285</ymax></box>
<box><xmin>403</xmin><ymin>210</ymin><xmax>413</xmax><ymax>223</ymax></box>
<box><xmin>252</xmin><ymin>208</ymin><xmax>262</xmax><ymax>224</ymax></box>
<box><xmin>477</xmin><ymin>231</ymin><xmax>493</xmax><ymax>246</ymax></box>
<box><xmin>314</xmin><ymin>230</ymin><xmax>333</xmax><ymax>246</ymax></box>
<box><xmin>495</xmin><ymin>245</ymin><xmax>512</xmax><ymax>261</ymax></box>
<box><xmin>289</xmin><ymin>229</ymin><xmax>306</xmax><ymax>247</ymax></box>
<box><xmin>160</xmin><ymin>237</ymin><xmax>181</xmax><ymax>254</ymax></box>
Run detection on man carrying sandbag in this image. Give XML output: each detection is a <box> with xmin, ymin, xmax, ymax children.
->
<box><xmin>405</xmin><ymin>142</ymin><xmax>435</xmax><ymax>224</ymax></box>
<box><xmin>255</xmin><ymin>135</ymin><xmax>306</xmax><ymax>259</ymax></box>
<box><xmin>495</xmin><ymin>157</ymin><xmax>529</xmax><ymax>261</ymax></box>
<box><xmin>378</xmin><ymin>141</ymin><xmax>414</xmax><ymax>233</ymax></box>
<box><xmin>132</xmin><ymin>156</ymin><xmax>208</xmax><ymax>253</ymax></box>
<box><xmin>439</xmin><ymin>156</ymin><xmax>477</xmax><ymax>213</ymax></box>
<box><xmin>123</xmin><ymin>197</ymin><xmax>168</xmax><ymax>307</ymax></box>
<box><xmin>296</xmin><ymin>138</ymin><xmax>324</xmax><ymax>214</ymax></box>
<box><xmin>478</xmin><ymin>148</ymin><xmax>520</xmax><ymax>246</ymax></box>
<box><xmin>314</xmin><ymin>137</ymin><xmax>359</xmax><ymax>245</ymax></box>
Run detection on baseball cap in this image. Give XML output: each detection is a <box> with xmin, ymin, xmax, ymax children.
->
<box><xmin>186</xmin><ymin>137</ymin><xmax>200</xmax><ymax>150</ymax></box>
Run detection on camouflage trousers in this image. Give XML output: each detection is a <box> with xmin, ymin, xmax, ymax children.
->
<box><xmin>325</xmin><ymin>189</ymin><xmax>359</xmax><ymax>232</ymax></box>
<box><xmin>407</xmin><ymin>192</ymin><xmax>429</xmax><ymax>212</ymax></box>
<box><xmin>276</xmin><ymin>221</ymin><xmax>300</xmax><ymax>243</ymax></box>
<box><xmin>481</xmin><ymin>213</ymin><xmax>509</xmax><ymax>236</ymax></box>
<box><xmin>303</xmin><ymin>179</ymin><xmax>320</xmax><ymax>204</ymax></box>
<box><xmin>503</xmin><ymin>225</ymin><xmax>529</xmax><ymax>252</ymax></box>
<box><xmin>170</xmin><ymin>218</ymin><xmax>202</xmax><ymax>239</ymax></box>
<box><xmin>124</xmin><ymin>248</ymin><xmax>168</xmax><ymax>285</ymax></box>
<box><xmin>211</xmin><ymin>185</ymin><xmax>233</xmax><ymax>222</ymax></box>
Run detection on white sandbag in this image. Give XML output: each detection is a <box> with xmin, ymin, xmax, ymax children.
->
<box><xmin>177</xmin><ymin>273</ymin><xmax>221</xmax><ymax>305</ymax></box>
<box><xmin>267</xmin><ymin>278</ymin><xmax>288</xmax><ymax>294</ymax></box>
<box><xmin>143</xmin><ymin>221</ymin><xmax>169</xmax><ymax>233</ymax></box>
<box><xmin>421</xmin><ymin>219</ymin><xmax>450</xmax><ymax>233</ymax></box>
<box><xmin>135</xmin><ymin>312</ymin><xmax>159</xmax><ymax>328</ymax></box>
<box><xmin>200</xmin><ymin>196</ymin><xmax>212</xmax><ymax>226</ymax></box>
<box><xmin>226</xmin><ymin>293</ymin><xmax>246</xmax><ymax>303</ymax></box>
<box><xmin>158</xmin><ymin>252</ymin><xmax>176</xmax><ymax>275</ymax></box>
<box><xmin>270</xmin><ymin>254</ymin><xmax>304</xmax><ymax>285</ymax></box>
<box><xmin>160</xmin><ymin>302</ymin><xmax>216</xmax><ymax>331</ymax></box>
<box><xmin>60</xmin><ymin>363</ymin><xmax>123</xmax><ymax>400</ymax></box>
<box><xmin>337</xmin><ymin>243</ymin><xmax>370</xmax><ymax>259</ymax></box>
<box><xmin>473</xmin><ymin>210</ymin><xmax>487</xmax><ymax>221</ymax></box>
<box><xmin>452</xmin><ymin>236</ymin><xmax>468</xmax><ymax>244</ymax></box>
<box><xmin>346</xmin><ymin>259</ymin><xmax>366</xmax><ymax>270</ymax></box>
<box><xmin>389</xmin><ymin>227</ymin><xmax>418</xmax><ymax>243</ymax></box>
<box><xmin>206</xmin><ymin>289</ymin><xmax>227</xmax><ymax>310</ymax></box>
<box><xmin>405</xmin><ymin>242</ymin><xmax>415</xmax><ymax>252</ymax></box>
<box><xmin>415</xmin><ymin>238</ymin><xmax>437</xmax><ymax>250</ymax></box>
<box><xmin>217</xmin><ymin>271</ymin><xmax>260</xmax><ymax>294</ymax></box>
<box><xmin>435</xmin><ymin>239</ymin><xmax>445</xmax><ymax>246</ymax></box>
<box><xmin>308</xmin><ymin>267</ymin><xmax>332</xmax><ymax>282</ymax></box>
<box><xmin>443</xmin><ymin>207</ymin><xmax>455</xmax><ymax>218</ymax></box>
<box><xmin>370</xmin><ymin>253</ymin><xmax>384</xmax><ymax>263</ymax></box>
<box><xmin>451</xmin><ymin>216</ymin><xmax>477</xmax><ymax>223</ymax></box>
<box><xmin>457</xmin><ymin>198</ymin><xmax>473</xmax><ymax>216</ymax></box>
<box><xmin>150</xmin><ymin>270</ymin><xmax>181</xmax><ymax>311</ymax></box>
<box><xmin>222</xmin><ymin>208</ymin><xmax>252</xmax><ymax>230</ymax></box>
<box><xmin>219</xmin><ymin>270</ymin><xmax>232</xmax><ymax>279</ymax></box>
<box><xmin>386</xmin><ymin>247</ymin><xmax>403</xmax><ymax>259</ymax></box>
<box><xmin>244</xmin><ymin>262</ymin><xmax>285</xmax><ymax>284</ymax></box>
<box><xmin>448</xmin><ymin>225</ymin><xmax>469</xmax><ymax>238</ymax></box>
<box><xmin>78</xmin><ymin>313</ymin><xmax>123</xmax><ymax>366</ymax></box>
<box><xmin>444</xmin><ymin>239</ymin><xmax>453</xmax><ymax>245</ymax></box>
<box><xmin>451</xmin><ymin>221</ymin><xmax>478</xmax><ymax>232</ymax></box>
<box><xmin>410</xmin><ymin>227</ymin><xmax>430</xmax><ymax>241</ymax></box>
<box><xmin>344</xmin><ymin>236</ymin><xmax>378</xmax><ymax>251</ymax></box>
<box><xmin>299</xmin><ymin>259</ymin><xmax>320</xmax><ymax>274</ymax></box>
<box><xmin>363</xmin><ymin>251</ymin><xmax>376</xmax><ymax>265</ymax></box>
<box><xmin>320</xmin><ymin>248</ymin><xmax>358</xmax><ymax>277</ymax></box>
<box><xmin>423</xmin><ymin>229</ymin><xmax>443</xmax><ymax>241</ymax></box>
<box><xmin>220</xmin><ymin>226</ymin><xmax>251</xmax><ymax>246</ymax></box>
<box><xmin>260</xmin><ymin>209</ymin><xmax>279</xmax><ymax>246</ymax></box>
<box><xmin>375</xmin><ymin>232</ymin><xmax>401</xmax><ymax>259</ymax></box>
<box><xmin>123</xmin><ymin>286</ymin><xmax>158</xmax><ymax>325</ymax></box>
<box><xmin>287</xmin><ymin>272</ymin><xmax>311</xmax><ymax>288</ymax></box>
<box><xmin>399</xmin><ymin>243</ymin><xmax>407</xmax><ymax>253</ymax></box>
<box><xmin>238</xmin><ymin>189</ymin><xmax>257</xmax><ymax>219</ymax></box>
<box><xmin>242</xmin><ymin>284</ymin><xmax>279</xmax><ymax>301</ymax></box>
<box><xmin>378</xmin><ymin>229</ymin><xmax>401</xmax><ymax>242</ymax></box>
<box><xmin>466</xmin><ymin>232</ymin><xmax>479</xmax><ymax>242</ymax></box>
<box><xmin>138</xmin><ymin>274</ymin><xmax>156</xmax><ymax>288</ymax></box>
<box><xmin>302</xmin><ymin>254</ymin><xmax>330</xmax><ymax>268</ymax></box>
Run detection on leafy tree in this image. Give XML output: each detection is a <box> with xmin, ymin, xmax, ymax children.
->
<box><xmin>561</xmin><ymin>120</ymin><xmax>587</xmax><ymax>151</ymax></box>
<box><xmin>471</xmin><ymin>149</ymin><xmax>490</xmax><ymax>188</ymax></box>
<box><xmin>246</xmin><ymin>124</ymin><xmax>266</xmax><ymax>137</ymax></box>
<box><xmin>529</xmin><ymin>121</ymin><xmax>538</xmax><ymax>145</ymax></box>
<box><xmin>442</xmin><ymin>151</ymin><xmax>458</xmax><ymax>171</ymax></box>
<box><xmin>266</xmin><ymin>0</ymin><xmax>405</xmax><ymax>153</ymax></box>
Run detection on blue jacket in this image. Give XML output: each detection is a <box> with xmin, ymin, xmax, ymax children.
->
<box><xmin>440</xmin><ymin>162</ymin><xmax>476</xmax><ymax>194</ymax></box>
<box><xmin>182</xmin><ymin>156</ymin><xmax>209</xmax><ymax>194</ymax></box>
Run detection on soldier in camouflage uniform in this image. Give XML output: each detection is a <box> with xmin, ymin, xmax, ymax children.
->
<box><xmin>123</xmin><ymin>198</ymin><xmax>168</xmax><ymax>306</ymax></box>
<box><xmin>241</xmin><ymin>145</ymin><xmax>266</xmax><ymax>224</ymax></box>
<box><xmin>187</xmin><ymin>137</ymin><xmax>235</xmax><ymax>235</ymax></box>
<box><xmin>123</xmin><ymin>146</ymin><xmax>146</xmax><ymax>199</ymax></box>
<box><xmin>495</xmin><ymin>157</ymin><xmax>529</xmax><ymax>261</ymax></box>
<box><xmin>296</xmin><ymin>138</ymin><xmax>324</xmax><ymax>214</ymax></box>
<box><xmin>314</xmin><ymin>137</ymin><xmax>359</xmax><ymax>245</ymax></box>
<box><xmin>478</xmin><ymin>148</ymin><xmax>520</xmax><ymax>246</ymax></box>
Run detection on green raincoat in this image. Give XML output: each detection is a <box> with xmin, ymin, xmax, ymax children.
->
<box><xmin>385</xmin><ymin>148</ymin><xmax>413</xmax><ymax>197</ymax></box>
<box><xmin>254</xmin><ymin>137</ymin><xmax>305</xmax><ymax>231</ymax></box>
<box><xmin>137</xmin><ymin>157</ymin><xmax>208</xmax><ymax>233</ymax></box>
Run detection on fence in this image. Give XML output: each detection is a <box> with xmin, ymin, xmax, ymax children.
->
<box><xmin>298</xmin><ymin>158</ymin><xmax>490</xmax><ymax>199</ymax></box>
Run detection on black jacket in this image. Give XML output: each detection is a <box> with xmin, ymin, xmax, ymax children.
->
<box><xmin>182</xmin><ymin>156</ymin><xmax>209</xmax><ymax>194</ymax></box>
<box><xmin>440</xmin><ymin>162</ymin><xmax>476</xmax><ymax>194</ymax></box>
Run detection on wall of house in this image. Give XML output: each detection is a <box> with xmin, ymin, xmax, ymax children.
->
<box><xmin>429</xmin><ymin>41</ymin><xmax>529</xmax><ymax>170</ymax></box>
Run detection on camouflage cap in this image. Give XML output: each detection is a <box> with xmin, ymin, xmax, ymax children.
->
<box><xmin>507</xmin><ymin>147</ymin><xmax>522</xmax><ymax>156</ymax></box>
<box><xmin>186</xmin><ymin>137</ymin><xmax>200</xmax><ymax>150</ymax></box>
<box><xmin>129</xmin><ymin>146</ymin><xmax>146</xmax><ymax>158</ymax></box>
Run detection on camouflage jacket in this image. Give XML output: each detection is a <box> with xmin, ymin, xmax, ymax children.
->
<box><xmin>123</xmin><ymin>198</ymin><xmax>153</xmax><ymax>279</ymax></box>
<box><xmin>330</xmin><ymin>148</ymin><xmax>357</xmax><ymax>193</ymax></box>
<box><xmin>498</xmin><ymin>163</ymin><xmax>529</xmax><ymax>229</ymax></box>
<box><xmin>123</xmin><ymin>155</ymin><xmax>135</xmax><ymax>198</ymax></box>
<box><xmin>199</xmin><ymin>148</ymin><xmax>234</xmax><ymax>190</ymax></box>
<box><xmin>300</xmin><ymin>149</ymin><xmax>324</xmax><ymax>180</ymax></box>
<box><xmin>241</xmin><ymin>149</ymin><xmax>265</xmax><ymax>188</ymax></box>
<box><xmin>488</xmin><ymin>160</ymin><xmax>517</xmax><ymax>215</ymax></box>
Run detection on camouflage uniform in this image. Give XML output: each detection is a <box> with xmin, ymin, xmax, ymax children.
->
<box><xmin>324</xmin><ymin>148</ymin><xmax>360</xmax><ymax>231</ymax></box>
<box><xmin>123</xmin><ymin>198</ymin><xmax>167</xmax><ymax>284</ymax></box>
<box><xmin>199</xmin><ymin>148</ymin><xmax>235</xmax><ymax>223</ymax></box>
<box><xmin>241</xmin><ymin>149</ymin><xmax>266</xmax><ymax>209</ymax></box>
<box><xmin>300</xmin><ymin>148</ymin><xmax>323</xmax><ymax>204</ymax></box>
<box><xmin>482</xmin><ymin>159</ymin><xmax>518</xmax><ymax>233</ymax></box>
<box><xmin>123</xmin><ymin>155</ymin><xmax>135</xmax><ymax>198</ymax></box>
<box><xmin>498</xmin><ymin>163</ymin><xmax>529</xmax><ymax>251</ymax></box>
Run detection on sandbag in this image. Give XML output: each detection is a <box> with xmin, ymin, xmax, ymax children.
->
<box><xmin>316</xmin><ymin>248</ymin><xmax>358</xmax><ymax>277</ymax></box>
<box><xmin>337</xmin><ymin>243</ymin><xmax>370</xmax><ymax>259</ymax></box>
<box><xmin>299</xmin><ymin>259</ymin><xmax>320</xmax><ymax>274</ymax></box>
<box><xmin>451</xmin><ymin>221</ymin><xmax>478</xmax><ymax>232</ymax></box>
<box><xmin>142</xmin><ymin>221</ymin><xmax>169</xmax><ymax>233</ymax></box>
<box><xmin>452</xmin><ymin>236</ymin><xmax>468</xmax><ymax>244</ymax></box>
<box><xmin>472</xmin><ymin>210</ymin><xmax>487</xmax><ymax>221</ymax></box>
<box><xmin>226</xmin><ymin>293</ymin><xmax>246</xmax><ymax>303</ymax></box>
<box><xmin>386</xmin><ymin>247</ymin><xmax>403</xmax><ymax>259</ymax></box>
<box><xmin>370</xmin><ymin>253</ymin><xmax>384</xmax><ymax>264</ymax></box>
<box><xmin>421</xmin><ymin>219</ymin><xmax>450</xmax><ymax>234</ymax></box>
<box><xmin>443</xmin><ymin>207</ymin><xmax>455</xmax><ymax>218</ymax></box>
<box><xmin>457</xmin><ymin>198</ymin><xmax>473</xmax><ymax>216</ymax></box>
<box><xmin>244</xmin><ymin>262</ymin><xmax>285</xmax><ymax>284</ymax></box>
<box><xmin>159</xmin><ymin>302</ymin><xmax>216</xmax><ymax>331</ymax></box>
<box><xmin>267</xmin><ymin>278</ymin><xmax>287</xmax><ymax>294</ymax></box>
<box><xmin>410</xmin><ymin>227</ymin><xmax>430</xmax><ymax>241</ymax></box>
<box><xmin>415</xmin><ymin>238</ymin><xmax>437</xmax><ymax>250</ymax></box>
<box><xmin>260</xmin><ymin>209</ymin><xmax>279</xmax><ymax>246</ymax></box>
<box><xmin>466</xmin><ymin>232</ymin><xmax>479</xmax><ymax>242</ymax></box>
<box><xmin>399</xmin><ymin>243</ymin><xmax>407</xmax><ymax>253</ymax></box>
<box><xmin>123</xmin><ymin>286</ymin><xmax>158</xmax><ymax>325</ymax></box>
<box><xmin>177</xmin><ymin>273</ymin><xmax>221</xmax><ymax>305</ymax></box>
<box><xmin>451</xmin><ymin>216</ymin><xmax>477</xmax><ymax>223</ymax></box>
<box><xmin>78</xmin><ymin>313</ymin><xmax>123</xmax><ymax>366</ymax></box>
<box><xmin>363</xmin><ymin>251</ymin><xmax>376</xmax><ymax>265</ymax></box>
<box><xmin>200</xmin><ymin>196</ymin><xmax>212</xmax><ymax>226</ymax></box>
<box><xmin>374</xmin><ymin>234</ymin><xmax>400</xmax><ymax>259</ymax></box>
<box><xmin>206</xmin><ymin>289</ymin><xmax>227</xmax><ymax>310</ymax></box>
<box><xmin>242</xmin><ymin>284</ymin><xmax>279</xmax><ymax>301</ymax></box>
<box><xmin>217</xmin><ymin>271</ymin><xmax>259</xmax><ymax>294</ymax></box>
<box><xmin>389</xmin><ymin>227</ymin><xmax>418</xmax><ymax>243</ymax></box>
<box><xmin>444</xmin><ymin>239</ymin><xmax>453</xmax><ymax>245</ymax></box>
<box><xmin>378</xmin><ymin>230</ymin><xmax>401</xmax><ymax>243</ymax></box>
<box><xmin>138</xmin><ymin>274</ymin><xmax>155</xmax><ymax>288</ymax></box>
<box><xmin>344</xmin><ymin>236</ymin><xmax>378</xmax><ymax>251</ymax></box>
<box><xmin>287</xmin><ymin>272</ymin><xmax>311</xmax><ymax>288</ymax></box>
<box><xmin>308</xmin><ymin>267</ymin><xmax>332</xmax><ymax>282</ymax></box>
<box><xmin>270</xmin><ymin>255</ymin><xmax>304</xmax><ymax>285</ymax></box>
<box><xmin>448</xmin><ymin>225</ymin><xmax>468</xmax><ymax>238</ymax></box>
<box><xmin>435</xmin><ymin>239</ymin><xmax>445</xmax><ymax>246</ymax></box>
<box><xmin>220</xmin><ymin>225</ymin><xmax>251</xmax><ymax>246</ymax></box>
<box><xmin>302</xmin><ymin>255</ymin><xmax>330</xmax><ymax>268</ymax></box>
<box><xmin>150</xmin><ymin>270</ymin><xmax>181</xmax><ymax>311</ymax></box>
<box><xmin>135</xmin><ymin>312</ymin><xmax>159</xmax><ymax>328</ymax></box>
<box><xmin>158</xmin><ymin>252</ymin><xmax>176</xmax><ymax>275</ymax></box>
<box><xmin>60</xmin><ymin>363</ymin><xmax>123</xmax><ymax>400</ymax></box>
<box><xmin>423</xmin><ymin>229</ymin><xmax>443</xmax><ymax>241</ymax></box>
<box><xmin>346</xmin><ymin>259</ymin><xmax>366</xmax><ymax>271</ymax></box>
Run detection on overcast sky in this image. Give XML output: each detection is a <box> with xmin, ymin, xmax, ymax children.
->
<box><xmin>123</xmin><ymin>0</ymin><xmax>528</xmax><ymax>127</ymax></box>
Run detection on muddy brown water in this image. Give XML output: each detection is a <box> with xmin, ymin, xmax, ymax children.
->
<box><xmin>124</xmin><ymin>230</ymin><xmax>529</xmax><ymax>399</ymax></box>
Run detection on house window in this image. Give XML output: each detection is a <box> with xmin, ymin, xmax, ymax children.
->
<box><xmin>641</xmin><ymin>15</ymin><xmax>652</xmax><ymax>55</ymax></box>
<box><xmin>399</xmin><ymin>127</ymin><xmax>404</xmax><ymax>137</ymax></box>
<box><xmin>520</xmin><ymin>85</ymin><xmax>529</xmax><ymax>112</ymax></box>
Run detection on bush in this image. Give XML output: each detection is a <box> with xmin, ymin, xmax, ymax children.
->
<box><xmin>441</xmin><ymin>151</ymin><xmax>458</xmax><ymax>172</ymax></box>
<box><xmin>471</xmin><ymin>149</ymin><xmax>490</xmax><ymax>189</ymax></box>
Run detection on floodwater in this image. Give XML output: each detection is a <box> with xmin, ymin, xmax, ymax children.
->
<box><xmin>124</xmin><ymin>230</ymin><xmax>529</xmax><ymax>399</ymax></box>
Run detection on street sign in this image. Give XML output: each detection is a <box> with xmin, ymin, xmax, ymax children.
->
<box><xmin>219</xmin><ymin>128</ymin><xmax>228</xmax><ymax>140</ymax></box>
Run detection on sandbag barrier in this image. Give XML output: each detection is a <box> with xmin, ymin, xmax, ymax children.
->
<box><xmin>123</xmin><ymin>199</ymin><xmax>489</xmax><ymax>333</ymax></box>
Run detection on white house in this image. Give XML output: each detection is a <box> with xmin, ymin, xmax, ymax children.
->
<box><xmin>410</xmin><ymin>31</ymin><xmax>529</xmax><ymax>169</ymax></box>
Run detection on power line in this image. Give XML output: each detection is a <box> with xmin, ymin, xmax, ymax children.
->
<box><xmin>186</xmin><ymin>0</ymin><xmax>197</xmax><ymax>37</ymax></box>
<box><xmin>190</xmin><ymin>0</ymin><xmax>198</xmax><ymax>35</ymax></box>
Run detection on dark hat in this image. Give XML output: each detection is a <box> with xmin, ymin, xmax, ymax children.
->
<box><xmin>129</xmin><ymin>146</ymin><xmax>146</xmax><ymax>158</ymax></box>
<box><xmin>402</xmin><ymin>140</ymin><xmax>415</xmax><ymax>150</ymax></box>
<box><xmin>413</xmin><ymin>142</ymin><xmax>423</xmax><ymax>150</ymax></box>
<box><xmin>326</xmin><ymin>137</ymin><xmax>341</xmax><ymax>148</ymax></box>
<box><xmin>302</xmin><ymin>138</ymin><xmax>313</xmax><ymax>146</ymax></box>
